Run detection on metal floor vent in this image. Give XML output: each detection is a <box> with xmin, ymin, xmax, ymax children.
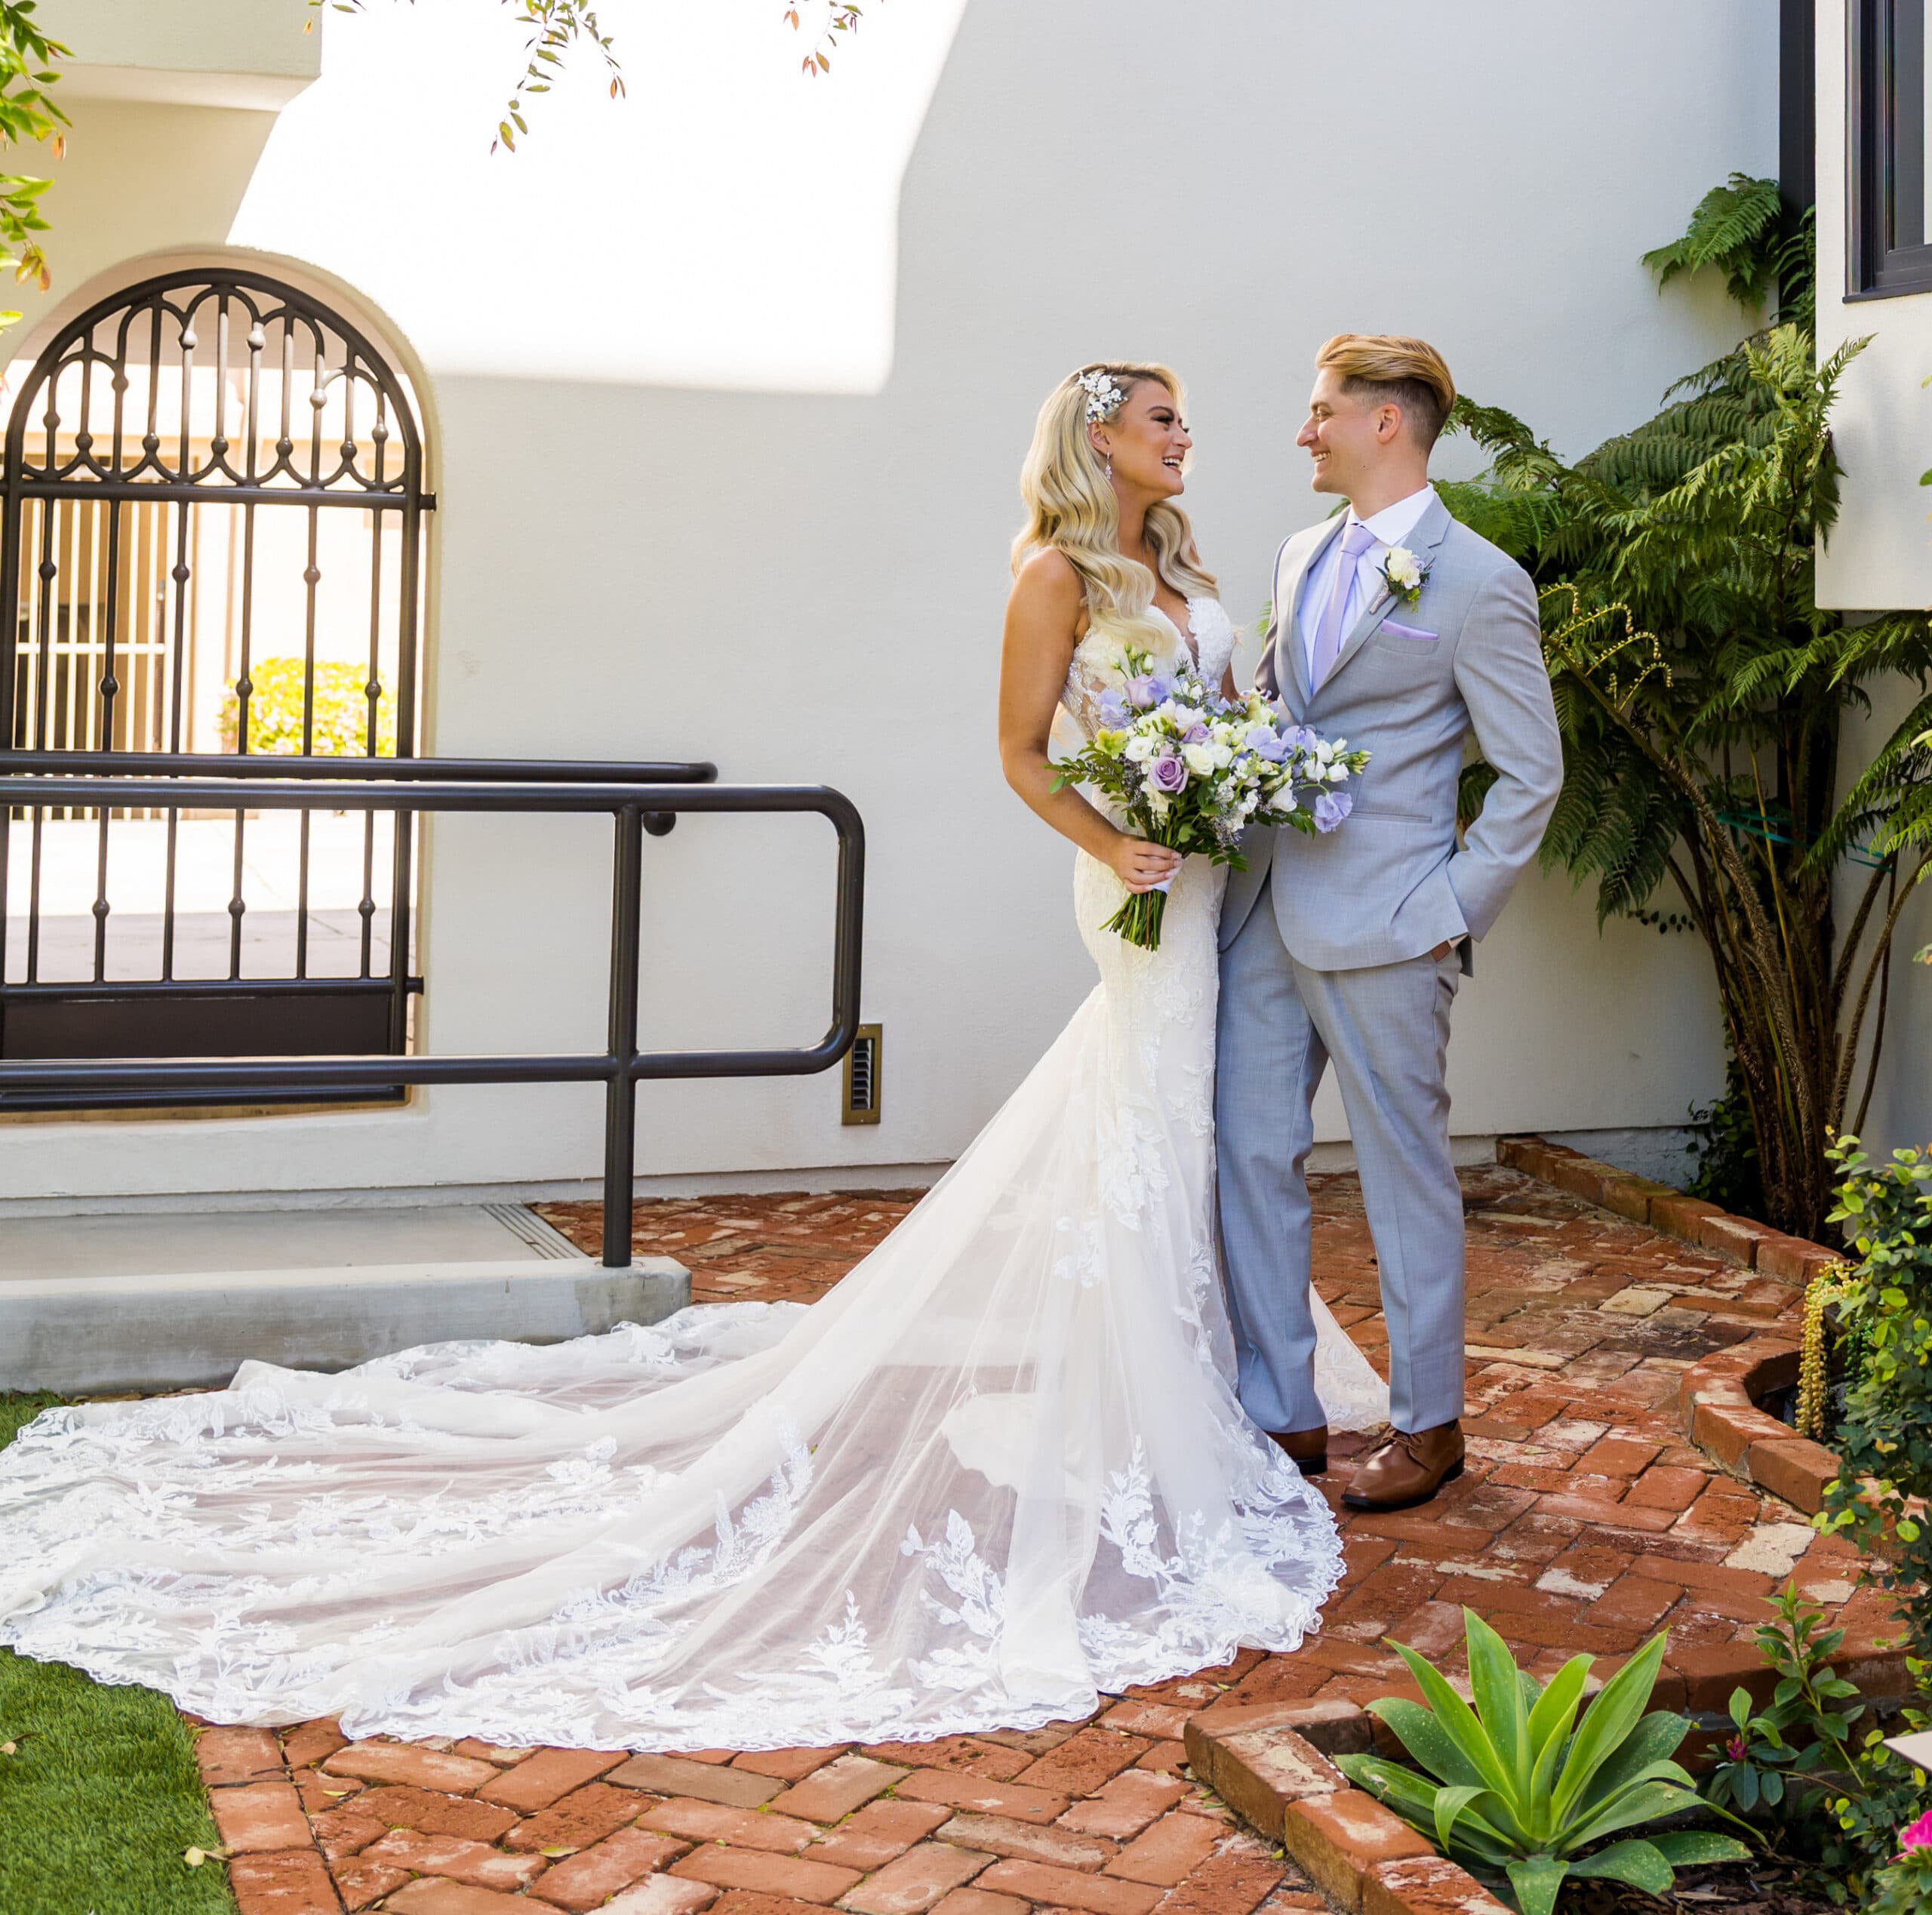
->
<box><xmin>842</xmin><ymin>1023</ymin><xmax>882</xmax><ymax>1125</ymax></box>
<box><xmin>484</xmin><ymin>1202</ymin><xmax>590</xmax><ymax>1261</ymax></box>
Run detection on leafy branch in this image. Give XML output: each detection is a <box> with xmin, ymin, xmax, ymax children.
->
<box><xmin>315</xmin><ymin>1</ymin><xmax>881</xmax><ymax>148</ymax></box>
<box><xmin>0</xmin><ymin>0</ymin><xmax>66</xmax><ymax>327</ymax></box>
<box><xmin>312</xmin><ymin>0</ymin><xmax>623</xmax><ymax>149</ymax></box>
<box><xmin>783</xmin><ymin>3</ymin><xmax>872</xmax><ymax>77</ymax></box>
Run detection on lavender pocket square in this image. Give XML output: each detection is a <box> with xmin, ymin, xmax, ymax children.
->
<box><xmin>1380</xmin><ymin>620</ymin><xmax>1439</xmax><ymax>644</ymax></box>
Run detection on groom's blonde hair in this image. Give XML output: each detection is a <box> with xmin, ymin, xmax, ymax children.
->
<box><xmin>1315</xmin><ymin>334</ymin><xmax>1457</xmax><ymax>448</ymax></box>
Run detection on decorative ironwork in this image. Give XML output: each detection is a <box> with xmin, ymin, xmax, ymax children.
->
<box><xmin>0</xmin><ymin>268</ymin><xmax>433</xmax><ymax>1100</ymax></box>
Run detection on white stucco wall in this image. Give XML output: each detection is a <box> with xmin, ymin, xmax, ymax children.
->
<box><xmin>0</xmin><ymin>0</ymin><xmax>1774</xmax><ymax>1205</ymax></box>
<box><xmin>42</xmin><ymin>0</ymin><xmax>318</xmax><ymax>109</ymax></box>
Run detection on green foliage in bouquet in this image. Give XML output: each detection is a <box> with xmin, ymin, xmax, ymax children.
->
<box><xmin>1051</xmin><ymin>643</ymin><xmax>1367</xmax><ymax>950</ymax></box>
<box><xmin>1338</xmin><ymin>1609</ymin><xmax>1747</xmax><ymax>1915</ymax></box>
<box><xmin>218</xmin><ymin>658</ymin><xmax>395</xmax><ymax>758</ymax></box>
<box><xmin>1706</xmin><ymin>1584</ymin><xmax>1927</xmax><ymax>1903</ymax></box>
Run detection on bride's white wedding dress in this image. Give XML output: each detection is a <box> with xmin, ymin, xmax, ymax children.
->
<box><xmin>0</xmin><ymin>595</ymin><xmax>1386</xmax><ymax>1750</ymax></box>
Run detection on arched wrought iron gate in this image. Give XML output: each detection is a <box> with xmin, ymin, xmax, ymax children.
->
<box><xmin>0</xmin><ymin>268</ymin><xmax>432</xmax><ymax>1104</ymax></box>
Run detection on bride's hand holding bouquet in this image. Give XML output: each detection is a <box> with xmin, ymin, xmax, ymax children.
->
<box><xmin>1053</xmin><ymin>645</ymin><xmax>1371</xmax><ymax>950</ymax></box>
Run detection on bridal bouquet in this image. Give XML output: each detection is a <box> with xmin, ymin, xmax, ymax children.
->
<box><xmin>1053</xmin><ymin>646</ymin><xmax>1371</xmax><ymax>950</ymax></box>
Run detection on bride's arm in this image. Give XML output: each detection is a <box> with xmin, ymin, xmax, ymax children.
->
<box><xmin>998</xmin><ymin>550</ymin><xmax>1181</xmax><ymax>894</ymax></box>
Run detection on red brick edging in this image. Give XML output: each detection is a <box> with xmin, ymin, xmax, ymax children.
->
<box><xmin>1678</xmin><ymin>1336</ymin><xmax>1841</xmax><ymax>1516</ymax></box>
<box><xmin>1183</xmin><ymin>1716</ymin><xmax>1506</xmax><ymax>1915</ymax></box>
<box><xmin>1496</xmin><ymin>1138</ymin><xmax>1850</xmax><ymax>1498</ymax></box>
<box><xmin>1495</xmin><ymin>1138</ymin><xmax>1842</xmax><ymax>1285</ymax></box>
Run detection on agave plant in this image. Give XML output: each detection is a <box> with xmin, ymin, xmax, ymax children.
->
<box><xmin>1339</xmin><ymin>1610</ymin><xmax>1749</xmax><ymax>1915</ymax></box>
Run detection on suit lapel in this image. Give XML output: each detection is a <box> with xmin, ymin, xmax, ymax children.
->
<box><xmin>1270</xmin><ymin>516</ymin><xmax>1343</xmax><ymax>713</ymax></box>
<box><xmin>1315</xmin><ymin>492</ymin><xmax>1451</xmax><ymax>700</ymax></box>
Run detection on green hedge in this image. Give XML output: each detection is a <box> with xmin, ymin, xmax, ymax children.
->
<box><xmin>217</xmin><ymin>657</ymin><xmax>395</xmax><ymax>757</ymax></box>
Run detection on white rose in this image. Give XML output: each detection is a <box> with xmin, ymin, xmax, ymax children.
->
<box><xmin>1211</xmin><ymin>742</ymin><xmax>1235</xmax><ymax>768</ymax></box>
<box><xmin>1385</xmin><ymin>547</ymin><xmax>1421</xmax><ymax>591</ymax></box>
<box><xmin>1123</xmin><ymin>734</ymin><xmax>1155</xmax><ymax>763</ymax></box>
<box><xmin>1181</xmin><ymin>743</ymin><xmax>1217</xmax><ymax>777</ymax></box>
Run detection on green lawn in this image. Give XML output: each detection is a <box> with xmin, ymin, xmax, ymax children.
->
<box><xmin>0</xmin><ymin>1393</ymin><xmax>238</xmax><ymax>1915</ymax></box>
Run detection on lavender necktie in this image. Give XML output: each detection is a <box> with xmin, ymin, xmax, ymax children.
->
<box><xmin>1310</xmin><ymin>519</ymin><xmax>1379</xmax><ymax>692</ymax></box>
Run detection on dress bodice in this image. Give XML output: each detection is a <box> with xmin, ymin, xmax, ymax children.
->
<box><xmin>1059</xmin><ymin>596</ymin><xmax>1239</xmax><ymax>747</ymax></box>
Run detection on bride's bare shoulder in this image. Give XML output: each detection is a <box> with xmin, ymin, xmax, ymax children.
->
<box><xmin>1007</xmin><ymin>547</ymin><xmax>1088</xmax><ymax>642</ymax></box>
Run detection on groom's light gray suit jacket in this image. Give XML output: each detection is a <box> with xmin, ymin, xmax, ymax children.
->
<box><xmin>1219</xmin><ymin>494</ymin><xmax>1562</xmax><ymax>971</ymax></box>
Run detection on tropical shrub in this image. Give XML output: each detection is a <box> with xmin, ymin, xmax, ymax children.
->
<box><xmin>1706</xmin><ymin>1584</ymin><xmax>1928</xmax><ymax>1902</ymax></box>
<box><xmin>1819</xmin><ymin>1137</ymin><xmax>1932</xmax><ymax>1670</ymax></box>
<box><xmin>1441</xmin><ymin>183</ymin><xmax>1932</xmax><ymax>1241</ymax></box>
<box><xmin>1338</xmin><ymin>1609</ymin><xmax>1747</xmax><ymax>1915</ymax></box>
<box><xmin>217</xmin><ymin>658</ymin><xmax>395</xmax><ymax>758</ymax></box>
<box><xmin>1685</xmin><ymin>1056</ymin><xmax>1765</xmax><ymax>1222</ymax></box>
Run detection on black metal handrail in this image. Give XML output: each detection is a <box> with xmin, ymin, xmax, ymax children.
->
<box><xmin>0</xmin><ymin>752</ymin><xmax>721</xmax><ymax>782</ymax></box>
<box><xmin>0</xmin><ymin>768</ymin><xmax>866</xmax><ymax>1269</ymax></box>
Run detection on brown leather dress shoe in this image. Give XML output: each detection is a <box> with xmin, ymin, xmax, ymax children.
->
<box><xmin>1267</xmin><ymin>1425</ymin><xmax>1329</xmax><ymax>1477</ymax></box>
<box><xmin>1340</xmin><ymin>1421</ymin><xmax>1464</xmax><ymax>1511</ymax></box>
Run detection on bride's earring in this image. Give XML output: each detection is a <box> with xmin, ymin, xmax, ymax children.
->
<box><xmin>1106</xmin><ymin>454</ymin><xmax>1114</xmax><ymax>480</ymax></box>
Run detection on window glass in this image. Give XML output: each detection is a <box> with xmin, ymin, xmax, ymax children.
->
<box><xmin>1898</xmin><ymin>0</ymin><xmax>1929</xmax><ymax>248</ymax></box>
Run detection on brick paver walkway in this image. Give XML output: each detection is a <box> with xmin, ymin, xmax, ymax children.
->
<box><xmin>541</xmin><ymin>1171</ymin><xmax>1882</xmax><ymax>1712</ymax></box>
<box><xmin>184</xmin><ymin>1170</ymin><xmax>1881</xmax><ymax>1913</ymax></box>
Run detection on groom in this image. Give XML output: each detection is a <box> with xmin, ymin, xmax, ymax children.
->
<box><xmin>1217</xmin><ymin>334</ymin><xmax>1562</xmax><ymax>1512</ymax></box>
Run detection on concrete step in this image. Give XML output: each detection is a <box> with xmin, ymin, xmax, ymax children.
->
<box><xmin>0</xmin><ymin>1255</ymin><xmax>691</xmax><ymax>1394</ymax></box>
<box><xmin>0</xmin><ymin>1200</ymin><xmax>587</xmax><ymax>1280</ymax></box>
<box><xmin>0</xmin><ymin>1201</ymin><xmax>690</xmax><ymax>1394</ymax></box>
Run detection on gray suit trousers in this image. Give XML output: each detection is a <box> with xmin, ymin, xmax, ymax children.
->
<box><xmin>1216</xmin><ymin>868</ymin><xmax>1466</xmax><ymax>1435</ymax></box>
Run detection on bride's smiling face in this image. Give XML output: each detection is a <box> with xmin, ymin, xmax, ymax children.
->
<box><xmin>1091</xmin><ymin>380</ymin><xmax>1191</xmax><ymax>500</ymax></box>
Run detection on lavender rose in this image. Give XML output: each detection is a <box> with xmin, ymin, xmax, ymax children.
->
<box><xmin>1147</xmin><ymin>754</ymin><xmax>1189</xmax><ymax>795</ymax></box>
<box><xmin>1124</xmin><ymin>673</ymin><xmax>1158</xmax><ymax>709</ymax></box>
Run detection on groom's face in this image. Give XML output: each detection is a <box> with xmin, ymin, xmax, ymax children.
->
<box><xmin>1298</xmin><ymin>369</ymin><xmax>1398</xmax><ymax>503</ymax></box>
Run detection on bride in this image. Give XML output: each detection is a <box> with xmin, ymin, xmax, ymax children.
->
<box><xmin>0</xmin><ymin>362</ymin><xmax>1386</xmax><ymax>1752</ymax></box>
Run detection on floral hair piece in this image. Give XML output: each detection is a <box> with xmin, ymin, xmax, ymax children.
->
<box><xmin>1078</xmin><ymin>368</ymin><xmax>1128</xmax><ymax>423</ymax></box>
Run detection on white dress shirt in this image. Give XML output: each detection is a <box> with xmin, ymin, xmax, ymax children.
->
<box><xmin>1296</xmin><ymin>484</ymin><xmax>1437</xmax><ymax>685</ymax></box>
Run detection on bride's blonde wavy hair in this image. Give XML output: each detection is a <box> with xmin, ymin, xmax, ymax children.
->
<box><xmin>1012</xmin><ymin>362</ymin><xmax>1218</xmax><ymax>654</ymax></box>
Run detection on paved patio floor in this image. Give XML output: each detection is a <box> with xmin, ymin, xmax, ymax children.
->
<box><xmin>190</xmin><ymin>1168</ymin><xmax>1881</xmax><ymax>1913</ymax></box>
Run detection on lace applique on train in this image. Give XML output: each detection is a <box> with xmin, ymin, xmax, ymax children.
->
<box><xmin>0</xmin><ymin>592</ymin><xmax>1384</xmax><ymax>1753</ymax></box>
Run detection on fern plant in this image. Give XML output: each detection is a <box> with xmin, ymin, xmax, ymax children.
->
<box><xmin>1440</xmin><ymin>181</ymin><xmax>1932</xmax><ymax>1240</ymax></box>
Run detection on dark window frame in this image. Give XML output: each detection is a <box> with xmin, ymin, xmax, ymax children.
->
<box><xmin>1850</xmin><ymin>0</ymin><xmax>1932</xmax><ymax>297</ymax></box>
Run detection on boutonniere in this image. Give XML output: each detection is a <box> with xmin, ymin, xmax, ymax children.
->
<box><xmin>1378</xmin><ymin>545</ymin><xmax>1431</xmax><ymax>608</ymax></box>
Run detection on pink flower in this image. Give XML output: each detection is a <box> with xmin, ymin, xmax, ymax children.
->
<box><xmin>1725</xmin><ymin>1736</ymin><xmax>1747</xmax><ymax>1763</ymax></box>
<box><xmin>1900</xmin><ymin>1809</ymin><xmax>1932</xmax><ymax>1852</ymax></box>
